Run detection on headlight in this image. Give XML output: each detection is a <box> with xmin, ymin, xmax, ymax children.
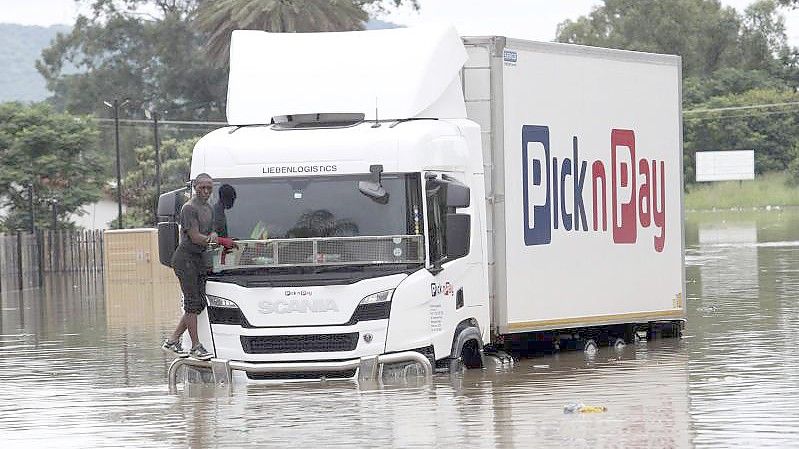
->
<box><xmin>359</xmin><ymin>289</ymin><xmax>394</xmax><ymax>305</ymax></box>
<box><xmin>207</xmin><ymin>295</ymin><xmax>239</xmax><ymax>308</ymax></box>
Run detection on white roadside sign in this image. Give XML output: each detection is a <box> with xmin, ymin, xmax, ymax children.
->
<box><xmin>695</xmin><ymin>150</ymin><xmax>755</xmax><ymax>182</ymax></box>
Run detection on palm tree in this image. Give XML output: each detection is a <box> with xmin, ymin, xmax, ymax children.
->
<box><xmin>196</xmin><ymin>0</ymin><xmax>369</xmax><ymax>66</ymax></box>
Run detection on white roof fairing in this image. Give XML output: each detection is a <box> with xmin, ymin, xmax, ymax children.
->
<box><xmin>226</xmin><ymin>25</ymin><xmax>468</xmax><ymax>125</ymax></box>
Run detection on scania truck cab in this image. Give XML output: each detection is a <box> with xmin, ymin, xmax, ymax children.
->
<box><xmin>191</xmin><ymin>118</ymin><xmax>487</xmax><ymax>380</ymax></box>
<box><xmin>159</xmin><ymin>25</ymin><xmax>686</xmax><ymax>383</ymax></box>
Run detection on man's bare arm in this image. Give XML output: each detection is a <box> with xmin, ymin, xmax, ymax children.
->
<box><xmin>187</xmin><ymin>226</ymin><xmax>217</xmax><ymax>246</ymax></box>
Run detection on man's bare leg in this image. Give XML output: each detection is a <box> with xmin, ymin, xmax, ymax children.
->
<box><xmin>186</xmin><ymin>313</ymin><xmax>200</xmax><ymax>348</ymax></box>
<box><xmin>170</xmin><ymin>314</ymin><xmax>189</xmax><ymax>343</ymax></box>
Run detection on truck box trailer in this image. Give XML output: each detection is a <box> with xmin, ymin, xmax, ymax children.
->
<box><xmin>159</xmin><ymin>25</ymin><xmax>684</xmax><ymax>382</ymax></box>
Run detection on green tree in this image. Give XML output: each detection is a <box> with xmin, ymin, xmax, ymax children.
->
<box><xmin>557</xmin><ymin>0</ymin><xmax>799</xmax><ymax>185</ymax></box>
<box><xmin>37</xmin><ymin>0</ymin><xmax>418</xmax><ymax>116</ymax></box>
<box><xmin>555</xmin><ymin>0</ymin><xmax>742</xmax><ymax>76</ymax></box>
<box><xmin>683</xmin><ymin>67</ymin><xmax>786</xmax><ymax>106</ymax></box>
<box><xmin>0</xmin><ymin>102</ymin><xmax>108</xmax><ymax>231</ymax></box>
<box><xmin>556</xmin><ymin>0</ymin><xmax>793</xmax><ymax>78</ymax></box>
<box><xmin>685</xmin><ymin>88</ymin><xmax>799</xmax><ymax>181</ymax></box>
<box><xmin>739</xmin><ymin>0</ymin><xmax>789</xmax><ymax>69</ymax></box>
<box><xmin>37</xmin><ymin>0</ymin><xmax>226</xmax><ymax>120</ymax></box>
<box><xmin>118</xmin><ymin>137</ymin><xmax>197</xmax><ymax>227</ymax></box>
<box><xmin>197</xmin><ymin>0</ymin><xmax>369</xmax><ymax>66</ymax></box>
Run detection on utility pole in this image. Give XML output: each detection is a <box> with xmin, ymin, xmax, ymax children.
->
<box><xmin>104</xmin><ymin>99</ymin><xmax>129</xmax><ymax>229</ymax></box>
<box><xmin>144</xmin><ymin>108</ymin><xmax>162</xmax><ymax>225</ymax></box>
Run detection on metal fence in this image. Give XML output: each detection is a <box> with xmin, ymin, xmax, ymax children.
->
<box><xmin>0</xmin><ymin>230</ymin><xmax>104</xmax><ymax>293</ymax></box>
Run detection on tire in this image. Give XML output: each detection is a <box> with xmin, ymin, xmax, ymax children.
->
<box><xmin>461</xmin><ymin>339</ymin><xmax>483</xmax><ymax>369</ymax></box>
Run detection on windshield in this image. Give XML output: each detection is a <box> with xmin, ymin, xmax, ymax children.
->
<box><xmin>210</xmin><ymin>174</ymin><xmax>421</xmax><ymax>240</ymax></box>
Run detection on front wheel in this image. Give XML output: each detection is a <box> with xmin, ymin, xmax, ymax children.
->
<box><xmin>460</xmin><ymin>339</ymin><xmax>483</xmax><ymax>369</ymax></box>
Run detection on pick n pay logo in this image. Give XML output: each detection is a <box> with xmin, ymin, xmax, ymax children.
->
<box><xmin>522</xmin><ymin>125</ymin><xmax>667</xmax><ymax>252</ymax></box>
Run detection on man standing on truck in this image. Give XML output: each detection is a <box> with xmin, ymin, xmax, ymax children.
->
<box><xmin>161</xmin><ymin>173</ymin><xmax>234</xmax><ymax>360</ymax></box>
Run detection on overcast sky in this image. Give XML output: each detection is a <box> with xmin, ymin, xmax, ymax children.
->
<box><xmin>1</xmin><ymin>0</ymin><xmax>797</xmax><ymax>45</ymax></box>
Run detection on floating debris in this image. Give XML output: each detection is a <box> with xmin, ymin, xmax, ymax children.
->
<box><xmin>564</xmin><ymin>403</ymin><xmax>608</xmax><ymax>414</ymax></box>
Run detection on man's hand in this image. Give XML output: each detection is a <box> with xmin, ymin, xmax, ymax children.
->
<box><xmin>217</xmin><ymin>236</ymin><xmax>237</xmax><ymax>250</ymax></box>
<box><xmin>206</xmin><ymin>232</ymin><xmax>218</xmax><ymax>245</ymax></box>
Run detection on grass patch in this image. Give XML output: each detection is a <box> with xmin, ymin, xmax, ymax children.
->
<box><xmin>685</xmin><ymin>171</ymin><xmax>799</xmax><ymax>210</ymax></box>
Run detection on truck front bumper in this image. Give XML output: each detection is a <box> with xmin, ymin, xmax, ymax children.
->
<box><xmin>167</xmin><ymin>350</ymin><xmax>433</xmax><ymax>389</ymax></box>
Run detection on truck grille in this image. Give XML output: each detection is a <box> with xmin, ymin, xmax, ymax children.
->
<box><xmin>246</xmin><ymin>369</ymin><xmax>357</xmax><ymax>380</ymax></box>
<box><xmin>240</xmin><ymin>333</ymin><xmax>359</xmax><ymax>354</ymax></box>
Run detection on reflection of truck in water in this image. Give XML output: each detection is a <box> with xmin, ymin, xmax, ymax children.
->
<box><xmin>158</xmin><ymin>26</ymin><xmax>685</xmax><ymax>381</ymax></box>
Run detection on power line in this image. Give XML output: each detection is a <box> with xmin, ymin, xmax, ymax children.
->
<box><xmin>684</xmin><ymin>101</ymin><xmax>799</xmax><ymax>115</ymax></box>
<box><xmin>684</xmin><ymin>108</ymin><xmax>799</xmax><ymax>121</ymax></box>
<box><xmin>91</xmin><ymin>117</ymin><xmax>227</xmax><ymax>126</ymax></box>
<box><xmin>84</xmin><ymin>102</ymin><xmax>799</xmax><ymax>125</ymax></box>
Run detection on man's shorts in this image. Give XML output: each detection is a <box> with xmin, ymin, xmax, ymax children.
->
<box><xmin>172</xmin><ymin>251</ymin><xmax>207</xmax><ymax>314</ymax></box>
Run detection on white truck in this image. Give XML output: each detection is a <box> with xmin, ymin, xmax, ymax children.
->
<box><xmin>158</xmin><ymin>26</ymin><xmax>685</xmax><ymax>382</ymax></box>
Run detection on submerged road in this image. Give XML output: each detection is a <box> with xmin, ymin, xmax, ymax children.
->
<box><xmin>2</xmin><ymin>208</ymin><xmax>799</xmax><ymax>447</ymax></box>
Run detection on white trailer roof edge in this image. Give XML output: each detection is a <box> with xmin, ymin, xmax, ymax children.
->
<box><xmin>462</xmin><ymin>36</ymin><xmax>682</xmax><ymax>67</ymax></box>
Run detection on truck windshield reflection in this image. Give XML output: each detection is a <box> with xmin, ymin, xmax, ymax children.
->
<box><xmin>207</xmin><ymin>174</ymin><xmax>424</xmax><ymax>272</ymax></box>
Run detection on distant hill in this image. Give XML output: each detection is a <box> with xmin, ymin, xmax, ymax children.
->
<box><xmin>365</xmin><ymin>19</ymin><xmax>400</xmax><ymax>30</ymax></box>
<box><xmin>0</xmin><ymin>23</ymin><xmax>69</xmax><ymax>103</ymax></box>
<box><xmin>0</xmin><ymin>20</ymin><xmax>396</xmax><ymax>104</ymax></box>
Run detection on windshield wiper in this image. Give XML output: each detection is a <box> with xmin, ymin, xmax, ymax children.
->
<box><xmin>312</xmin><ymin>265</ymin><xmax>366</xmax><ymax>274</ymax></box>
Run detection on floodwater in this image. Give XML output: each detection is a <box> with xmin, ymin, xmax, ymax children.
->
<box><xmin>2</xmin><ymin>209</ymin><xmax>799</xmax><ymax>448</ymax></box>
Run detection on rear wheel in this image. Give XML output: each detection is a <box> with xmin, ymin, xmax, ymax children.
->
<box><xmin>583</xmin><ymin>338</ymin><xmax>598</xmax><ymax>355</ymax></box>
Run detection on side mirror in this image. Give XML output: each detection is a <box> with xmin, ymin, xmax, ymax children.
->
<box><xmin>446</xmin><ymin>183</ymin><xmax>470</xmax><ymax>208</ymax></box>
<box><xmin>157</xmin><ymin>222</ymin><xmax>178</xmax><ymax>266</ymax></box>
<box><xmin>446</xmin><ymin>213</ymin><xmax>470</xmax><ymax>259</ymax></box>
<box><xmin>157</xmin><ymin>188</ymin><xmax>185</xmax><ymax>267</ymax></box>
<box><xmin>157</xmin><ymin>188</ymin><xmax>186</xmax><ymax>219</ymax></box>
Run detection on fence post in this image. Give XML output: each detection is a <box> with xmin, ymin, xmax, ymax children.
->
<box><xmin>55</xmin><ymin>229</ymin><xmax>60</xmax><ymax>272</ymax></box>
<box><xmin>92</xmin><ymin>229</ymin><xmax>100</xmax><ymax>280</ymax></box>
<box><xmin>69</xmin><ymin>229</ymin><xmax>75</xmax><ymax>272</ymax></box>
<box><xmin>16</xmin><ymin>232</ymin><xmax>23</xmax><ymax>290</ymax></box>
<box><xmin>90</xmin><ymin>230</ymin><xmax>96</xmax><ymax>274</ymax></box>
<box><xmin>77</xmin><ymin>230</ymin><xmax>82</xmax><ymax>274</ymax></box>
<box><xmin>60</xmin><ymin>229</ymin><xmax>65</xmax><ymax>272</ymax></box>
<box><xmin>36</xmin><ymin>230</ymin><xmax>44</xmax><ymax>287</ymax></box>
<box><xmin>84</xmin><ymin>230</ymin><xmax>90</xmax><ymax>274</ymax></box>
<box><xmin>58</xmin><ymin>229</ymin><xmax>67</xmax><ymax>273</ymax></box>
<box><xmin>53</xmin><ymin>230</ymin><xmax>58</xmax><ymax>272</ymax></box>
<box><xmin>99</xmin><ymin>230</ymin><xmax>105</xmax><ymax>275</ymax></box>
<box><xmin>48</xmin><ymin>229</ymin><xmax>53</xmax><ymax>273</ymax></box>
<box><xmin>0</xmin><ymin>235</ymin><xmax>4</xmax><ymax>294</ymax></box>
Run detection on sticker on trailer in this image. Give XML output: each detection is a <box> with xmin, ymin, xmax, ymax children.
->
<box><xmin>521</xmin><ymin>125</ymin><xmax>668</xmax><ymax>252</ymax></box>
<box><xmin>503</xmin><ymin>50</ymin><xmax>517</xmax><ymax>67</ymax></box>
